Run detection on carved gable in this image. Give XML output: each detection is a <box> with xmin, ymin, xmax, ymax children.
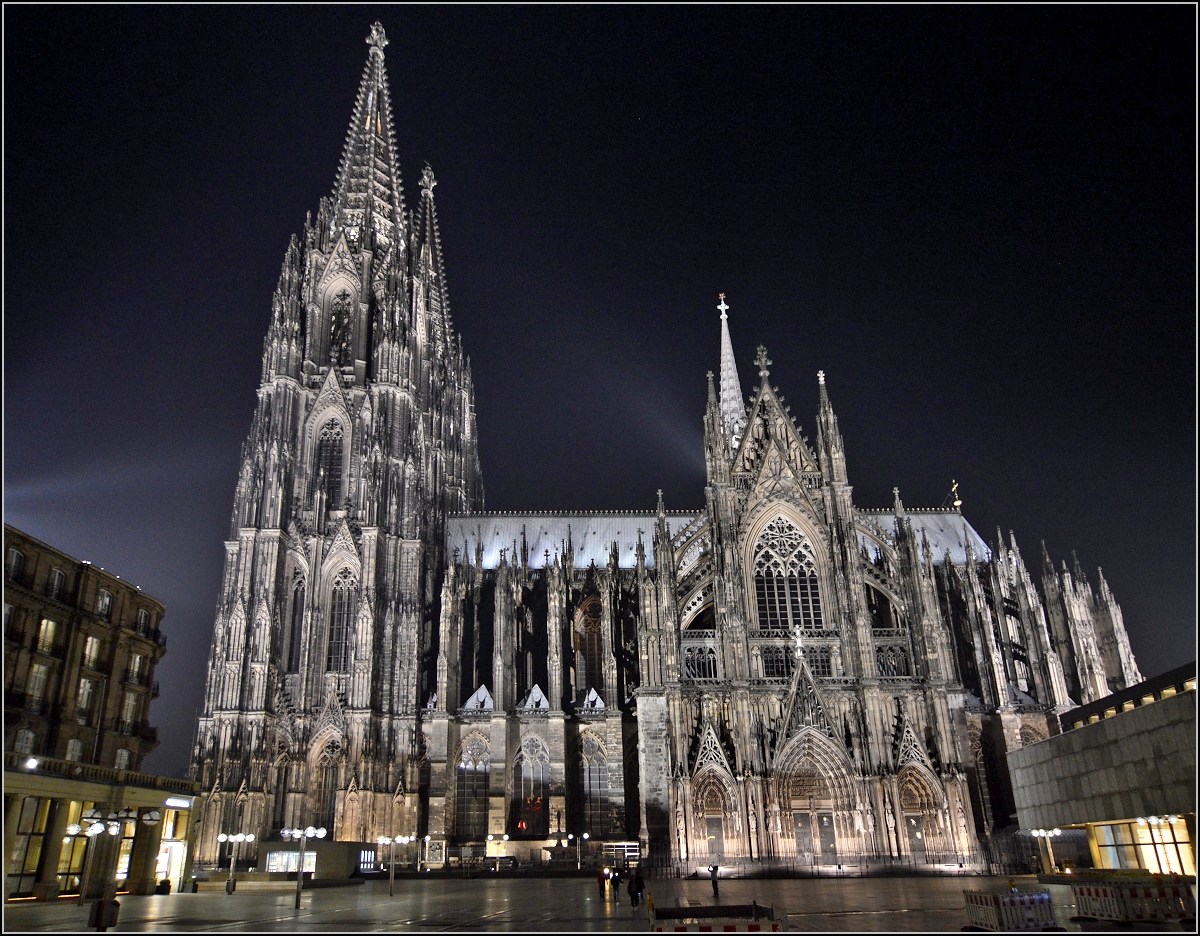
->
<box><xmin>777</xmin><ymin>654</ymin><xmax>836</xmax><ymax>752</ymax></box>
<box><xmin>693</xmin><ymin>721</ymin><xmax>734</xmax><ymax>777</ymax></box>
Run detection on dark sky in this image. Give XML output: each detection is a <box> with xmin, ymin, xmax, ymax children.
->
<box><xmin>5</xmin><ymin>6</ymin><xmax>1195</xmax><ymax>779</ymax></box>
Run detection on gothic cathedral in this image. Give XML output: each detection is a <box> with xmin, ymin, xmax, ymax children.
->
<box><xmin>192</xmin><ymin>24</ymin><xmax>1141</xmax><ymax>873</ymax></box>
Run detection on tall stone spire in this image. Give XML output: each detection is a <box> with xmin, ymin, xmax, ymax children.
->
<box><xmin>330</xmin><ymin>22</ymin><xmax>407</xmax><ymax>245</ymax></box>
<box><xmin>717</xmin><ymin>294</ymin><xmax>746</xmax><ymax>450</ymax></box>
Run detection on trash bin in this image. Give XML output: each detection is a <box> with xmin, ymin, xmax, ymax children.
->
<box><xmin>88</xmin><ymin>897</ymin><xmax>120</xmax><ymax>932</ymax></box>
<box><xmin>225</xmin><ymin>877</ymin><xmax>236</xmax><ymax>894</ymax></box>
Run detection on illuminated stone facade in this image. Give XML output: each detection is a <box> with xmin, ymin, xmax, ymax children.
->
<box><xmin>192</xmin><ymin>24</ymin><xmax>1141</xmax><ymax>873</ymax></box>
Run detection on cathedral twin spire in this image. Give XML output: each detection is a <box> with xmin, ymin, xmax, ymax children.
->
<box><xmin>718</xmin><ymin>294</ymin><xmax>747</xmax><ymax>450</ymax></box>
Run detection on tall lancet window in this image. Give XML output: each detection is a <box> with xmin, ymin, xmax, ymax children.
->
<box><xmin>574</xmin><ymin>595</ymin><xmax>603</xmax><ymax>696</ymax></box>
<box><xmin>455</xmin><ymin>735</ymin><xmax>489</xmax><ymax>841</ymax></box>
<box><xmin>513</xmin><ymin>737</ymin><xmax>550</xmax><ymax>838</ymax></box>
<box><xmin>326</xmin><ymin>570</ymin><xmax>356</xmax><ymax>672</ymax></box>
<box><xmin>580</xmin><ymin>732</ymin><xmax>608</xmax><ymax>837</ymax></box>
<box><xmin>316</xmin><ymin>422</ymin><xmax>344</xmax><ymax>508</ymax></box>
<box><xmin>287</xmin><ymin>579</ymin><xmax>305</xmax><ymax>673</ymax></box>
<box><xmin>752</xmin><ymin>517</ymin><xmax>824</xmax><ymax>631</ymax></box>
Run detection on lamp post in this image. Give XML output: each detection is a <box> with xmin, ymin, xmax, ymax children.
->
<box><xmin>568</xmin><ymin>831</ymin><xmax>589</xmax><ymax>870</ymax></box>
<box><xmin>419</xmin><ymin>834</ymin><xmax>430</xmax><ymax>873</ymax></box>
<box><xmin>216</xmin><ymin>832</ymin><xmax>254</xmax><ymax>894</ymax></box>
<box><xmin>377</xmin><ymin>836</ymin><xmax>399</xmax><ymax>896</ymax></box>
<box><xmin>1031</xmin><ymin>829</ymin><xmax>1062</xmax><ymax>873</ymax></box>
<box><xmin>281</xmin><ymin>826</ymin><xmax>326</xmax><ymax>909</ymax></box>
<box><xmin>70</xmin><ymin>815</ymin><xmax>107</xmax><ymax>906</ymax></box>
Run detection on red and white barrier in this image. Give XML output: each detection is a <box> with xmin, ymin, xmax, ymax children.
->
<box><xmin>963</xmin><ymin>890</ymin><xmax>1055</xmax><ymax>930</ymax></box>
<box><xmin>1072</xmin><ymin>883</ymin><xmax>1196</xmax><ymax>923</ymax></box>
<box><xmin>649</xmin><ymin>924</ymin><xmax>782</xmax><ymax>932</ymax></box>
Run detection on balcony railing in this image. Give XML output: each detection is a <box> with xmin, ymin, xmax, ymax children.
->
<box><xmin>124</xmin><ymin>669</ymin><xmax>150</xmax><ymax>687</ymax></box>
<box><xmin>35</xmin><ymin>639</ymin><xmax>64</xmax><ymax>658</ymax></box>
<box><xmin>5</xmin><ymin>751</ymin><xmax>200</xmax><ymax>795</ymax></box>
<box><xmin>151</xmin><ymin>681</ymin><xmax>160</xmax><ymax>699</ymax></box>
<box><xmin>81</xmin><ymin>656</ymin><xmax>110</xmax><ymax>674</ymax></box>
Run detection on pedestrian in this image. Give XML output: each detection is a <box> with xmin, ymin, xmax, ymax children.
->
<box><xmin>597</xmin><ymin>869</ymin><xmax>606</xmax><ymax>896</ymax></box>
<box><xmin>627</xmin><ymin>869</ymin><xmax>638</xmax><ymax>908</ymax></box>
<box><xmin>610</xmin><ymin>867</ymin><xmax>621</xmax><ymax>899</ymax></box>
<box><xmin>709</xmin><ymin>863</ymin><xmax>719</xmax><ymax>898</ymax></box>
<box><xmin>635</xmin><ymin>869</ymin><xmax>645</xmax><ymax>908</ymax></box>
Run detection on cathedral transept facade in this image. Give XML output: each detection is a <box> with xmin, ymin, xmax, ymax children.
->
<box><xmin>192</xmin><ymin>24</ymin><xmax>1141</xmax><ymax>873</ymax></box>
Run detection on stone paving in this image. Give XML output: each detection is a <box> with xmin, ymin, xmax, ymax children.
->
<box><xmin>2</xmin><ymin>875</ymin><xmax>1191</xmax><ymax>932</ymax></box>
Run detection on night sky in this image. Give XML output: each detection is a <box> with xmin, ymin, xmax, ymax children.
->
<box><xmin>5</xmin><ymin>7</ymin><xmax>1194</xmax><ymax>779</ymax></box>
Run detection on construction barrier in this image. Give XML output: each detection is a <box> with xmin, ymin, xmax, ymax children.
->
<box><xmin>1071</xmin><ymin>882</ymin><xmax>1196</xmax><ymax>923</ymax></box>
<box><xmin>650</xmin><ymin>902</ymin><xmax>783</xmax><ymax>932</ymax></box>
<box><xmin>963</xmin><ymin>890</ymin><xmax>1055</xmax><ymax>931</ymax></box>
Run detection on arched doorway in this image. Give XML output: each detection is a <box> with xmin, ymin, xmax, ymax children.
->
<box><xmin>898</xmin><ymin>767</ymin><xmax>944</xmax><ymax>860</ymax></box>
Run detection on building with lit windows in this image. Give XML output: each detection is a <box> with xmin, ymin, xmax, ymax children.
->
<box><xmin>1008</xmin><ymin>662</ymin><xmax>1195</xmax><ymax>876</ymax></box>
<box><xmin>3</xmin><ymin>524</ymin><xmax>197</xmax><ymax>900</ymax></box>
<box><xmin>192</xmin><ymin>23</ymin><xmax>1146</xmax><ymax>876</ymax></box>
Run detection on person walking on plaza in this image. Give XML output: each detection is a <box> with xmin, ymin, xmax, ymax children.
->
<box><xmin>634</xmin><ymin>869</ymin><xmax>645</xmax><ymax>908</ymax></box>
<box><xmin>597</xmin><ymin>869</ymin><xmax>606</xmax><ymax>897</ymax></box>
<box><xmin>610</xmin><ymin>867</ymin><xmax>621</xmax><ymax>899</ymax></box>
<box><xmin>709</xmin><ymin>864</ymin><xmax>719</xmax><ymax>898</ymax></box>
<box><xmin>627</xmin><ymin>869</ymin><xmax>638</xmax><ymax>908</ymax></box>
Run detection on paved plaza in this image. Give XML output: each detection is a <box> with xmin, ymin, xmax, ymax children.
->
<box><xmin>6</xmin><ymin>874</ymin><xmax>1189</xmax><ymax>932</ymax></box>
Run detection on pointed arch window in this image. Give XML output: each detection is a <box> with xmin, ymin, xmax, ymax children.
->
<box><xmin>316</xmin><ymin>422</ymin><xmax>344</xmax><ymax>507</ymax></box>
<box><xmin>580</xmin><ymin>733</ymin><xmax>608</xmax><ymax>838</ymax></box>
<box><xmin>455</xmin><ymin>735</ymin><xmax>489</xmax><ymax>841</ymax></box>
<box><xmin>326</xmin><ymin>570</ymin><xmax>356</xmax><ymax>672</ymax></box>
<box><xmin>287</xmin><ymin>579</ymin><xmax>305</xmax><ymax>673</ymax></box>
<box><xmin>313</xmin><ymin>746</ymin><xmax>340</xmax><ymax>831</ymax></box>
<box><xmin>752</xmin><ymin>517</ymin><xmax>824</xmax><ymax>631</ymax></box>
<box><xmin>574</xmin><ymin>595</ymin><xmax>603</xmax><ymax>696</ymax></box>
<box><xmin>513</xmin><ymin>737</ymin><xmax>549</xmax><ymax>838</ymax></box>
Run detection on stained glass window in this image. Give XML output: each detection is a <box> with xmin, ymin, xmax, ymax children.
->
<box><xmin>753</xmin><ymin>518</ymin><xmax>823</xmax><ymax>631</ymax></box>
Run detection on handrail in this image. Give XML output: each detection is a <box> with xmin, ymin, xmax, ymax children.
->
<box><xmin>5</xmin><ymin>751</ymin><xmax>199</xmax><ymax>795</ymax></box>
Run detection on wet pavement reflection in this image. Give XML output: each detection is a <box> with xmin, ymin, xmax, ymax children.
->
<box><xmin>3</xmin><ymin>875</ymin><xmax>1192</xmax><ymax>932</ymax></box>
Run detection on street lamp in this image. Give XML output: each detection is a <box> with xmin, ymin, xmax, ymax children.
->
<box><xmin>69</xmin><ymin>816</ymin><xmax>107</xmax><ymax>907</ymax></box>
<box><xmin>1031</xmin><ymin>828</ymin><xmax>1062</xmax><ymax>872</ymax></box>
<box><xmin>568</xmin><ymin>831</ymin><xmax>589</xmax><ymax>870</ymax></box>
<box><xmin>419</xmin><ymin>834</ymin><xmax>430</xmax><ymax>874</ymax></box>
<box><xmin>377</xmin><ymin>835</ymin><xmax>401</xmax><ymax>896</ymax></box>
<box><xmin>281</xmin><ymin>826</ymin><xmax>326</xmax><ymax>909</ymax></box>
<box><xmin>216</xmin><ymin>832</ymin><xmax>255</xmax><ymax>894</ymax></box>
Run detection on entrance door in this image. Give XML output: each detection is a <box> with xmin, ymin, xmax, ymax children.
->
<box><xmin>706</xmin><ymin>817</ymin><xmax>724</xmax><ymax>859</ymax></box>
<box><xmin>816</xmin><ymin>812</ymin><xmax>837</xmax><ymax>861</ymax></box>
<box><xmin>905</xmin><ymin>816</ymin><xmax>926</xmax><ymax>859</ymax></box>
<box><xmin>792</xmin><ymin>812</ymin><xmax>813</xmax><ymax>857</ymax></box>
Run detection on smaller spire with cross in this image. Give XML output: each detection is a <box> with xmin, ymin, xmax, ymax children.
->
<box><xmin>718</xmin><ymin>293</ymin><xmax>729</xmax><ymax>320</ymax></box>
<box><xmin>367</xmin><ymin>22</ymin><xmax>388</xmax><ymax>57</ymax></box>
<box><xmin>420</xmin><ymin>164</ymin><xmax>437</xmax><ymax>195</ymax></box>
<box><xmin>754</xmin><ymin>345</ymin><xmax>772</xmax><ymax>378</ymax></box>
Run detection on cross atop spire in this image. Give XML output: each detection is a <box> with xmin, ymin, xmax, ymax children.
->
<box><xmin>367</xmin><ymin>22</ymin><xmax>388</xmax><ymax>57</ymax></box>
<box><xmin>717</xmin><ymin>293</ymin><xmax>729</xmax><ymax>319</ymax></box>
